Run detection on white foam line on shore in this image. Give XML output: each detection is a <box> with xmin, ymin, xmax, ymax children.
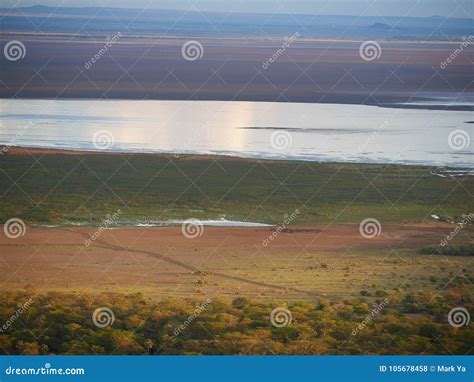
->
<box><xmin>133</xmin><ymin>219</ymin><xmax>274</xmax><ymax>227</ymax></box>
<box><xmin>34</xmin><ymin>219</ymin><xmax>274</xmax><ymax>228</ymax></box>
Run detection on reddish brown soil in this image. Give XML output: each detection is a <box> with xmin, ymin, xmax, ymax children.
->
<box><xmin>1</xmin><ymin>223</ymin><xmax>470</xmax><ymax>302</ymax></box>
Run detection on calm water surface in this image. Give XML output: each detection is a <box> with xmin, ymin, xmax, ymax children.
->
<box><xmin>0</xmin><ymin>99</ymin><xmax>472</xmax><ymax>168</ymax></box>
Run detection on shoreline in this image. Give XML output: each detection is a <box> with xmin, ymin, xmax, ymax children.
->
<box><xmin>2</xmin><ymin>145</ymin><xmax>473</xmax><ymax>171</ymax></box>
<box><xmin>2</xmin><ymin>32</ymin><xmax>473</xmax><ymax>45</ymax></box>
<box><xmin>1</xmin><ymin>94</ymin><xmax>473</xmax><ymax>112</ymax></box>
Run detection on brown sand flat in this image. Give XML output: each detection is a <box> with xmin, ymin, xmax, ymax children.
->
<box><xmin>1</xmin><ymin>146</ymin><xmax>237</xmax><ymax>161</ymax></box>
<box><xmin>1</xmin><ymin>224</ymin><xmax>471</xmax><ymax>302</ymax></box>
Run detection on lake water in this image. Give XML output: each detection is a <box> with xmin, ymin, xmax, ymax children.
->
<box><xmin>0</xmin><ymin>99</ymin><xmax>472</xmax><ymax>168</ymax></box>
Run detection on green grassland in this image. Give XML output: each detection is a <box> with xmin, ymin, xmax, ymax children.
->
<box><xmin>0</xmin><ymin>151</ymin><xmax>472</xmax><ymax>225</ymax></box>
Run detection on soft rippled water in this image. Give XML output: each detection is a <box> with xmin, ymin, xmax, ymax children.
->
<box><xmin>0</xmin><ymin>99</ymin><xmax>472</xmax><ymax>168</ymax></box>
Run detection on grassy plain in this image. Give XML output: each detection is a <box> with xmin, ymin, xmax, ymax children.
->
<box><xmin>0</xmin><ymin>148</ymin><xmax>472</xmax><ymax>226</ymax></box>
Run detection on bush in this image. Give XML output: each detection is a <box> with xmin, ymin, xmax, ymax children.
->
<box><xmin>0</xmin><ymin>291</ymin><xmax>471</xmax><ymax>355</ymax></box>
<box><xmin>418</xmin><ymin>244</ymin><xmax>474</xmax><ymax>257</ymax></box>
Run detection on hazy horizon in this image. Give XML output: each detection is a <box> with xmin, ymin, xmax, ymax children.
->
<box><xmin>3</xmin><ymin>0</ymin><xmax>473</xmax><ymax>18</ymax></box>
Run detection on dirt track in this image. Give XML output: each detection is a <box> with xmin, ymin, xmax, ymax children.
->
<box><xmin>1</xmin><ymin>223</ymin><xmax>471</xmax><ymax>301</ymax></box>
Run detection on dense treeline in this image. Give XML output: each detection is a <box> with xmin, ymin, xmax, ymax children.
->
<box><xmin>418</xmin><ymin>244</ymin><xmax>474</xmax><ymax>257</ymax></box>
<box><xmin>0</xmin><ymin>289</ymin><xmax>472</xmax><ymax>355</ymax></box>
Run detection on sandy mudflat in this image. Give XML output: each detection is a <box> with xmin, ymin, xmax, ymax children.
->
<box><xmin>1</xmin><ymin>36</ymin><xmax>472</xmax><ymax>108</ymax></box>
<box><xmin>2</xmin><ymin>146</ymin><xmax>233</xmax><ymax>160</ymax></box>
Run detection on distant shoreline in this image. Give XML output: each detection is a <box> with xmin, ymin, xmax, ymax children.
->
<box><xmin>1</xmin><ymin>94</ymin><xmax>472</xmax><ymax>112</ymax></box>
<box><xmin>2</xmin><ymin>146</ymin><xmax>474</xmax><ymax>175</ymax></box>
<box><xmin>2</xmin><ymin>32</ymin><xmax>472</xmax><ymax>45</ymax></box>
